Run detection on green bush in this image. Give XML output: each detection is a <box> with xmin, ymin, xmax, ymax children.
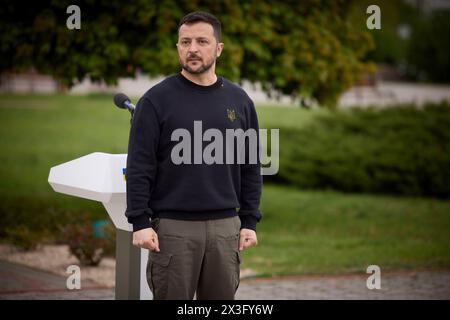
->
<box><xmin>101</xmin><ymin>221</ymin><xmax>116</xmax><ymax>258</ymax></box>
<box><xmin>5</xmin><ymin>225</ymin><xmax>42</xmax><ymax>251</ymax></box>
<box><xmin>271</xmin><ymin>102</ymin><xmax>450</xmax><ymax>197</ymax></box>
<box><xmin>0</xmin><ymin>195</ymin><xmax>105</xmax><ymax>245</ymax></box>
<box><xmin>61</xmin><ymin>222</ymin><xmax>107</xmax><ymax>266</ymax></box>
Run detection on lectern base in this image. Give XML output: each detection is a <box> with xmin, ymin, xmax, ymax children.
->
<box><xmin>115</xmin><ymin>229</ymin><xmax>141</xmax><ymax>300</ymax></box>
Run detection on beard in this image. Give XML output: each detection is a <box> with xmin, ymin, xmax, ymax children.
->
<box><xmin>181</xmin><ymin>54</ymin><xmax>216</xmax><ymax>75</ymax></box>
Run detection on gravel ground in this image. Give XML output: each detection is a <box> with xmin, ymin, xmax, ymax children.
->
<box><xmin>0</xmin><ymin>244</ymin><xmax>256</xmax><ymax>288</ymax></box>
<box><xmin>1</xmin><ymin>244</ymin><xmax>449</xmax><ymax>300</ymax></box>
<box><xmin>0</xmin><ymin>244</ymin><xmax>116</xmax><ymax>287</ymax></box>
<box><xmin>236</xmin><ymin>271</ymin><xmax>450</xmax><ymax>300</ymax></box>
<box><xmin>2</xmin><ymin>267</ymin><xmax>450</xmax><ymax>300</ymax></box>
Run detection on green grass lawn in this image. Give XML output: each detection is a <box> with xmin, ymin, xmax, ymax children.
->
<box><xmin>248</xmin><ymin>184</ymin><xmax>450</xmax><ymax>276</ymax></box>
<box><xmin>1</xmin><ymin>94</ymin><xmax>449</xmax><ymax>276</ymax></box>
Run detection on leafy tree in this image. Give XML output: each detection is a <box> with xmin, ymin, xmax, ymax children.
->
<box><xmin>347</xmin><ymin>0</ymin><xmax>420</xmax><ymax>66</ymax></box>
<box><xmin>407</xmin><ymin>10</ymin><xmax>450</xmax><ymax>83</ymax></box>
<box><xmin>1</xmin><ymin>0</ymin><xmax>374</xmax><ymax>106</ymax></box>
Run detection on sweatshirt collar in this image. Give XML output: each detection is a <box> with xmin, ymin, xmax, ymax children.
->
<box><xmin>177</xmin><ymin>72</ymin><xmax>223</xmax><ymax>92</ymax></box>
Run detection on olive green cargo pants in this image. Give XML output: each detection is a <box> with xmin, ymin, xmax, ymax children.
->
<box><xmin>146</xmin><ymin>216</ymin><xmax>241</xmax><ymax>300</ymax></box>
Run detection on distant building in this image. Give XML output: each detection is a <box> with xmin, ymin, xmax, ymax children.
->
<box><xmin>405</xmin><ymin>0</ymin><xmax>450</xmax><ymax>13</ymax></box>
<box><xmin>0</xmin><ymin>69</ymin><xmax>58</xmax><ymax>93</ymax></box>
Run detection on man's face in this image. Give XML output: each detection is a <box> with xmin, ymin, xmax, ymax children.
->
<box><xmin>177</xmin><ymin>22</ymin><xmax>223</xmax><ymax>75</ymax></box>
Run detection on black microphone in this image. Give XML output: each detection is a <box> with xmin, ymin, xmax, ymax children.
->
<box><xmin>113</xmin><ymin>93</ymin><xmax>135</xmax><ymax>113</ymax></box>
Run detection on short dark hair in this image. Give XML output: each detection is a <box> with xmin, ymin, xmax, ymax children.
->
<box><xmin>178</xmin><ymin>11</ymin><xmax>222</xmax><ymax>42</ymax></box>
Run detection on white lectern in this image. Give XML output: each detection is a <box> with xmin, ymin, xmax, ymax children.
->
<box><xmin>48</xmin><ymin>152</ymin><xmax>152</xmax><ymax>300</ymax></box>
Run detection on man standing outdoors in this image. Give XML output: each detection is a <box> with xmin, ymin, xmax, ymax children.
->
<box><xmin>125</xmin><ymin>11</ymin><xmax>262</xmax><ymax>300</ymax></box>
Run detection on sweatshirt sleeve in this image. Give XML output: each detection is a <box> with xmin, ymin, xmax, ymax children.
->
<box><xmin>239</xmin><ymin>99</ymin><xmax>263</xmax><ymax>231</ymax></box>
<box><xmin>125</xmin><ymin>97</ymin><xmax>160</xmax><ymax>232</ymax></box>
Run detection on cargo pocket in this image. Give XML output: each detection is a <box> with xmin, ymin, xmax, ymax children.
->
<box><xmin>221</xmin><ymin>233</ymin><xmax>240</xmax><ymax>251</ymax></box>
<box><xmin>147</xmin><ymin>252</ymin><xmax>172</xmax><ymax>300</ymax></box>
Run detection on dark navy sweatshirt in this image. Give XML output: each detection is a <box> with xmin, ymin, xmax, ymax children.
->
<box><xmin>125</xmin><ymin>73</ymin><xmax>262</xmax><ymax>232</ymax></box>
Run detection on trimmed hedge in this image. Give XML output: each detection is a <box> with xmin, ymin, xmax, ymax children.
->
<box><xmin>271</xmin><ymin>102</ymin><xmax>450</xmax><ymax>198</ymax></box>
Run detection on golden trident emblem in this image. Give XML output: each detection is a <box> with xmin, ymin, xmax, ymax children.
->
<box><xmin>227</xmin><ymin>109</ymin><xmax>236</xmax><ymax>122</ymax></box>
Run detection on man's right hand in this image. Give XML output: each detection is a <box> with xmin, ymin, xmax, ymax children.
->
<box><xmin>132</xmin><ymin>228</ymin><xmax>160</xmax><ymax>252</ymax></box>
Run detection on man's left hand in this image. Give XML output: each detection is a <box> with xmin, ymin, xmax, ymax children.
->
<box><xmin>239</xmin><ymin>228</ymin><xmax>258</xmax><ymax>251</ymax></box>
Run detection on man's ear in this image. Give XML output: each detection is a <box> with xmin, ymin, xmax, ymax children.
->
<box><xmin>217</xmin><ymin>42</ymin><xmax>224</xmax><ymax>57</ymax></box>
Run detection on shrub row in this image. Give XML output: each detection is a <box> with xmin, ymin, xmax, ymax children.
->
<box><xmin>268</xmin><ymin>102</ymin><xmax>450</xmax><ymax>198</ymax></box>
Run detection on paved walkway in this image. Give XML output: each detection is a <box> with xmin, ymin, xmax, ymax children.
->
<box><xmin>1</xmin><ymin>260</ymin><xmax>449</xmax><ymax>300</ymax></box>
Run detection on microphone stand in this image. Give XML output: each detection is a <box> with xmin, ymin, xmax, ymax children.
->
<box><xmin>129</xmin><ymin>108</ymin><xmax>134</xmax><ymax>126</ymax></box>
